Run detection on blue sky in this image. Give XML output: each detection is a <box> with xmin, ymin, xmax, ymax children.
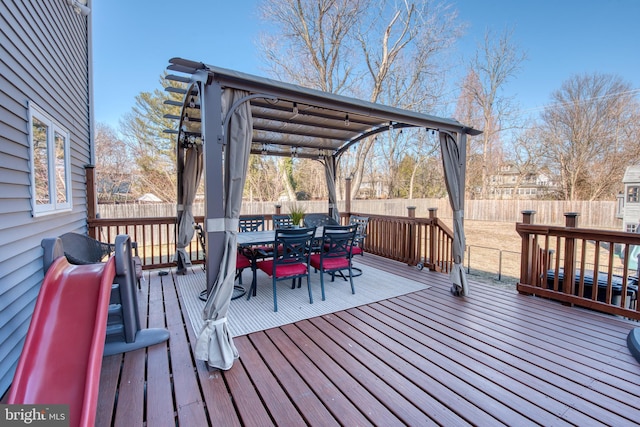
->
<box><xmin>92</xmin><ymin>0</ymin><xmax>640</xmax><ymax>130</ymax></box>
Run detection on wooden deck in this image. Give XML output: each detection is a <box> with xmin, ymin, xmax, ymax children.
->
<box><xmin>96</xmin><ymin>254</ymin><xmax>640</xmax><ymax>426</ymax></box>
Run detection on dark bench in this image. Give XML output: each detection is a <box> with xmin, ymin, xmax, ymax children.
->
<box><xmin>546</xmin><ymin>268</ymin><xmax>638</xmax><ymax>308</ymax></box>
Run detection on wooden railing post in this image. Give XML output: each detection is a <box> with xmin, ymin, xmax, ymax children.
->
<box><xmin>428</xmin><ymin>208</ymin><xmax>438</xmax><ymax>269</ymax></box>
<box><xmin>85</xmin><ymin>165</ymin><xmax>98</xmax><ymax>239</ymax></box>
<box><xmin>407</xmin><ymin>207</ymin><xmax>416</xmax><ymax>264</ymax></box>
<box><xmin>519</xmin><ymin>210</ymin><xmax>536</xmax><ymax>286</ymax></box>
<box><xmin>275</xmin><ymin>204</ymin><xmax>282</xmax><ymax>215</ymax></box>
<box><xmin>563</xmin><ymin>212</ymin><xmax>579</xmax><ymax>296</ymax></box>
<box><xmin>345</xmin><ymin>177</ymin><xmax>352</xmax><ymax>216</ymax></box>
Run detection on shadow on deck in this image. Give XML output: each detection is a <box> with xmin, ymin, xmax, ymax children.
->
<box><xmin>97</xmin><ymin>254</ymin><xmax>640</xmax><ymax>426</ymax></box>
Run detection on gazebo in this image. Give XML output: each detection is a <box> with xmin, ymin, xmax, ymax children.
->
<box><xmin>163</xmin><ymin>57</ymin><xmax>481</xmax><ymax>370</ymax></box>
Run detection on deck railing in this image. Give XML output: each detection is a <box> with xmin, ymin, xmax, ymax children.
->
<box><xmin>88</xmin><ymin>207</ymin><xmax>455</xmax><ymax>273</ymax></box>
<box><xmin>516</xmin><ymin>210</ymin><xmax>640</xmax><ymax>320</ymax></box>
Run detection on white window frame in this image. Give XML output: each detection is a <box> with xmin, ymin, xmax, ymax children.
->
<box><xmin>627</xmin><ymin>185</ymin><xmax>639</xmax><ymax>203</ymax></box>
<box><xmin>28</xmin><ymin>102</ymin><xmax>72</xmax><ymax>216</ymax></box>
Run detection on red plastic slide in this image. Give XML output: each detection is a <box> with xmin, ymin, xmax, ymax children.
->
<box><xmin>8</xmin><ymin>256</ymin><xmax>116</xmax><ymax>427</ymax></box>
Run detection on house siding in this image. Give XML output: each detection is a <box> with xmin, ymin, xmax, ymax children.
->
<box><xmin>0</xmin><ymin>0</ymin><xmax>92</xmax><ymax>396</ymax></box>
<box><xmin>621</xmin><ymin>165</ymin><xmax>640</xmax><ymax>231</ymax></box>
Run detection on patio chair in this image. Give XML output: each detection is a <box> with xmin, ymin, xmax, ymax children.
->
<box><xmin>303</xmin><ymin>213</ymin><xmax>339</xmax><ymax>253</ymax></box>
<box><xmin>235</xmin><ymin>251</ymin><xmax>253</xmax><ymax>286</ymax></box>
<box><xmin>255</xmin><ymin>227</ymin><xmax>316</xmax><ymax>312</ymax></box>
<box><xmin>59</xmin><ymin>232</ymin><xmax>143</xmax><ymax>289</ymax></box>
<box><xmin>349</xmin><ymin>215</ymin><xmax>369</xmax><ymax>257</ymax></box>
<box><xmin>194</xmin><ymin>223</ymin><xmax>249</xmax><ymax>300</ymax></box>
<box><xmin>310</xmin><ymin>224</ymin><xmax>358</xmax><ymax>301</ymax></box>
<box><xmin>239</xmin><ymin>215</ymin><xmax>266</xmax><ymax>232</ymax></box>
<box><xmin>238</xmin><ymin>215</ymin><xmax>273</xmax><ymax>260</ymax></box>
<box><xmin>272</xmin><ymin>214</ymin><xmax>295</xmax><ymax>229</ymax></box>
<box><xmin>303</xmin><ymin>213</ymin><xmax>339</xmax><ymax>228</ymax></box>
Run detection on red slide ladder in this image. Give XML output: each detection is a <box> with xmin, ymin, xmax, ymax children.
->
<box><xmin>7</xmin><ymin>256</ymin><xmax>115</xmax><ymax>427</ymax></box>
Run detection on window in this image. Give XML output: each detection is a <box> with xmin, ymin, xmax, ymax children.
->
<box><xmin>29</xmin><ymin>102</ymin><xmax>71</xmax><ymax>215</ymax></box>
<box><xmin>627</xmin><ymin>186</ymin><xmax>639</xmax><ymax>203</ymax></box>
<box><xmin>625</xmin><ymin>223</ymin><xmax>638</xmax><ymax>233</ymax></box>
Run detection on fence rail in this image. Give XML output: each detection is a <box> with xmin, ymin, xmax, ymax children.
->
<box><xmin>97</xmin><ymin>198</ymin><xmax>621</xmax><ymax>229</ymax></box>
<box><xmin>88</xmin><ymin>208</ymin><xmax>455</xmax><ymax>276</ymax></box>
<box><xmin>516</xmin><ymin>211</ymin><xmax>640</xmax><ymax>320</ymax></box>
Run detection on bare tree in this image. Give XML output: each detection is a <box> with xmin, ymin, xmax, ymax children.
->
<box><xmin>258</xmin><ymin>0</ymin><xmax>462</xmax><ymax>199</ymax></box>
<box><xmin>537</xmin><ymin>73</ymin><xmax>640</xmax><ymax>200</ymax></box>
<box><xmin>455</xmin><ymin>70</ymin><xmax>484</xmax><ymax>198</ymax></box>
<box><xmin>457</xmin><ymin>28</ymin><xmax>526</xmax><ymax>198</ymax></box>
<box><xmin>95</xmin><ymin>123</ymin><xmax>135</xmax><ymax>203</ymax></box>
<box><xmin>245</xmin><ymin>156</ymin><xmax>285</xmax><ymax>201</ymax></box>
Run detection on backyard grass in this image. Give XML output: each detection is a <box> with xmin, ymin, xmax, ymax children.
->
<box><xmin>462</xmin><ymin>219</ymin><xmax>632</xmax><ymax>292</ymax></box>
<box><xmin>462</xmin><ymin>220</ymin><xmax>522</xmax><ymax>290</ymax></box>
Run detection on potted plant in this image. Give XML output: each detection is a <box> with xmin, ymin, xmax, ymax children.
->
<box><xmin>288</xmin><ymin>203</ymin><xmax>306</xmax><ymax>227</ymax></box>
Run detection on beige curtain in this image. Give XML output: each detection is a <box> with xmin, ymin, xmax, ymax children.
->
<box><xmin>195</xmin><ymin>89</ymin><xmax>252</xmax><ymax>369</ymax></box>
<box><xmin>175</xmin><ymin>145</ymin><xmax>203</xmax><ymax>274</ymax></box>
<box><xmin>439</xmin><ymin>131</ymin><xmax>469</xmax><ymax>296</ymax></box>
<box><xmin>324</xmin><ymin>157</ymin><xmax>340</xmax><ymax>223</ymax></box>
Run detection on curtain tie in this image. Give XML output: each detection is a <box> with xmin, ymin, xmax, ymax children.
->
<box><xmin>210</xmin><ymin>317</ymin><xmax>227</xmax><ymax>326</ymax></box>
<box><xmin>206</xmin><ymin>218</ymin><xmax>239</xmax><ymax>232</ymax></box>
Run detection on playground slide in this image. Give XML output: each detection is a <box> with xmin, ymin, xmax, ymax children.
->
<box><xmin>8</xmin><ymin>256</ymin><xmax>115</xmax><ymax>427</ymax></box>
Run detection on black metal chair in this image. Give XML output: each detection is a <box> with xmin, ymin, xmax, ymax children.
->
<box><xmin>239</xmin><ymin>215</ymin><xmax>266</xmax><ymax>232</ymax></box>
<box><xmin>272</xmin><ymin>214</ymin><xmax>295</xmax><ymax>229</ymax></box>
<box><xmin>193</xmin><ymin>224</ymin><xmax>249</xmax><ymax>300</ymax></box>
<box><xmin>349</xmin><ymin>215</ymin><xmax>369</xmax><ymax>257</ymax></box>
<box><xmin>255</xmin><ymin>227</ymin><xmax>316</xmax><ymax>312</ymax></box>
<box><xmin>310</xmin><ymin>225</ymin><xmax>358</xmax><ymax>300</ymax></box>
<box><xmin>303</xmin><ymin>213</ymin><xmax>339</xmax><ymax>228</ymax></box>
<box><xmin>303</xmin><ymin>213</ymin><xmax>339</xmax><ymax>253</ymax></box>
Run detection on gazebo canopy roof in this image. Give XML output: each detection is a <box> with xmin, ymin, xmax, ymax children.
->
<box><xmin>165</xmin><ymin>57</ymin><xmax>480</xmax><ymax>159</ymax></box>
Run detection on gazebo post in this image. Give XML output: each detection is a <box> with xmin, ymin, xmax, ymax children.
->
<box><xmin>345</xmin><ymin>177</ymin><xmax>352</xmax><ymax>219</ymax></box>
<box><xmin>201</xmin><ymin>79</ymin><xmax>225</xmax><ymax>295</ymax></box>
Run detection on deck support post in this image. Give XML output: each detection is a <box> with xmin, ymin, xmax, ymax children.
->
<box><xmin>563</xmin><ymin>212</ymin><xmax>580</xmax><ymax>297</ymax></box>
<box><xmin>428</xmin><ymin>208</ymin><xmax>438</xmax><ymax>270</ymax></box>
<box><xmin>86</xmin><ymin>165</ymin><xmax>98</xmax><ymax>239</ymax></box>
<box><xmin>407</xmin><ymin>206</ymin><xmax>416</xmax><ymax>265</ymax></box>
<box><xmin>519</xmin><ymin>211</ymin><xmax>536</xmax><ymax>289</ymax></box>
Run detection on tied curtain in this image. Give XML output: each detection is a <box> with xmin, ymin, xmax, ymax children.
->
<box><xmin>175</xmin><ymin>144</ymin><xmax>203</xmax><ymax>274</ymax></box>
<box><xmin>439</xmin><ymin>131</ymin><xmax>469</xmax><ymax>296</ymax></box>
<box><xmin>195</xmin><ymin>89</ymin><xmax>252</xmax><ymax>369</ymax></box>
<box><xmin>324</xmin><ymin>157</ymin><xmax>340</xmax><ymax>224</ymax></box>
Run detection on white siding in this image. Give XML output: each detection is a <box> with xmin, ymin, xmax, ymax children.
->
<box><xmin>0</xmin><ymin>0</ymin><xmax>92</xmax><ymax>395</ymax></box>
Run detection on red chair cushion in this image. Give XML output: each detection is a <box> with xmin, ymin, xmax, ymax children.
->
<box><xmin>310</xmin><ymin>254</ymin><xmax>349</xmax><ymax>271</ymax></box>
<box><xmin>236</xmin><ymin>253</ymin><xmax>252</xmax><ymax>270</ymax></box>
<box><xmin>351</xmin><ymin>246</ymin><xmax>363</xmax><ymax>256</ymax></box>
<box><xmin>257</xmin><ymin>260</ymin><xmax>307</xmax><ymax>278</ymax></box>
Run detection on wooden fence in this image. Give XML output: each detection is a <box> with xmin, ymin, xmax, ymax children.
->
<box><xmin>98</xmin><ymin>199</ymin><xmax>621</xmax><ymax>229</ymax></box>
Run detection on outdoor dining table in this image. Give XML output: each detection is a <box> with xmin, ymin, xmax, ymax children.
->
<box><xmin>236</xmin><ymin>226</ymin><xmax>363</xmax><ymax>298</ymax></box>
<box><xmin>236</xmin><ymin>227</ymin><xmax>323</xmax><ymax>301</ymax></box>
<box><xmin>236</xmin><ymin>227</ymin><xmax>323</xmax><ymax>247</ymax></box>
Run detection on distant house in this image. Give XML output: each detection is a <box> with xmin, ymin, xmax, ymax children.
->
<box><xmin>0</xmin><ymin>1</ymin><xmax>93</xmax><ymax>395</ymax></box>
<box><xmin>137</xmin><ymin>193</ymin><xmax>163</xmax><ymax>203</ymax></box>
<box><xmin>617</xmin><ymin>165</ymin><xmax>640</xmax><ymax>232</ymax></box>
<box><xmin>488</xmin><ymin>164</ymin><xmax>558</xmax><ymax>200</ymax></box>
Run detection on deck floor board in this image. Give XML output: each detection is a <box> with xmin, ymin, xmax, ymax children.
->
<box><xmin>97</xmin><ymin>254</ymin><xmax>640</xmax><ymax>426</ymax></box>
